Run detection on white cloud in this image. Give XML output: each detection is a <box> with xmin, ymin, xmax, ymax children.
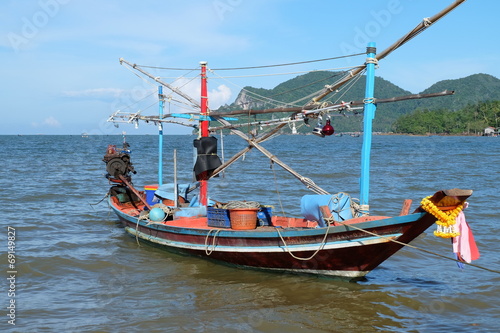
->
<box><xmin>158</xmin><ymin>77</ymin><xmax>232</xmax><ymax>111</ymax></box>
<box><xmin>209</xmin><ymin>84</ymin><xmax>232</xmax><ymax>109</ymax></box>
<box><xmin>62</xmin><ymin>88</ymin><xmax>125</xmax><ymax>99</ymax></box>
<box><xmin>31</xmin><ymin>116</ymin><xmax>61</xmax><ymax>128</ymax></box>
<box><xmin>43</xmin><ymin>116</ymin><xmax>60</xmax><ymax>127</ymax></box>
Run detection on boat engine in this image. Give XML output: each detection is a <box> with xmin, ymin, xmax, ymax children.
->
<box><xmin>103</xmin><ymin>143</ymin><xmax>136</xmax><ymax>183</ymax></box>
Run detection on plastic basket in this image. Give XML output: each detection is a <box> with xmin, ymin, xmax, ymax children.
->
<box><xmin>229</xmin><ymin>208</ymin><xmax>259</xmax><ymax>230</ymax></box>
<box><xmin>207</xmin><ymin>207</ymin><xmax>231</xmax><ymax>228</ymax></box>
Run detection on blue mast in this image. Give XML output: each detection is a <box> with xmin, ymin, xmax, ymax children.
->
<box><xmin>359</xmin><ymin>42</ymin><xmax>377</xmax><ymax>215</ymax></box>
<box><xmin>158</xmin><ymin>85</ymin><xmax>164</xmax><ymax>186</ymax></box>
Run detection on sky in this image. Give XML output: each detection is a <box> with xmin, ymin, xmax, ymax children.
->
<box><xmin>0</xmin><ymin>0</ymin><xmax>497</xmax><ymax>135</ymax></box>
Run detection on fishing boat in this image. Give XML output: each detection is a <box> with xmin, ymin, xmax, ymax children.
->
<box><xmin>103</xmin><ymin>0</ymin><xmax>479</xmax><ymax>280</ymax></box>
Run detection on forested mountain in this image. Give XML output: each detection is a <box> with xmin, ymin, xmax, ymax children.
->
<box><xmin>402</xmin><ymin>73</ymin><xmax>500</xmax><ymax>112</ymax></box>
<box><xmin>215</xmin><ymin>72</ymin><xmax>500</xmax><ymax>133</ymax></box>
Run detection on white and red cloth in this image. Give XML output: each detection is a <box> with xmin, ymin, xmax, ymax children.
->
<box><xmin>452</xmin><ymin>203</ymin><xmax>480</xmax><ymax>264</ymax></box>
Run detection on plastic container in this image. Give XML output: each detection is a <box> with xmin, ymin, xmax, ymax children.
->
<box><xmin>144</xmin><ymin>184</ymin><xmax>159</xmax><ymax>206</ymax></box>
<box><xmin>207</xmin><ymin>207</ymin><xmax>231</xmax><ymax>228</ymax></box>
<box><xmin>257</xmin><ymin>206</ymin><xmax>273</xmax><ymax>226</ymax></box>
<box><xmin>229</xmin><ymin>208</ymin><xmax>259</xmax><ymax>230</ymax></box>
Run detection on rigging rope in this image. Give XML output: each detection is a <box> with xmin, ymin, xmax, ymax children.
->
<box><xmin>271</xmin><ymin>162</ymin><xmax>287</xmax><ymax>217</ymax></box>
<box><xmin>329</xmin><ymin>68</ymin><xmax>366</xmax><ymax>105</ymax></box>
<box><xmin>120</xmin><ymin>58</ymin><xmax>201</xmax><ymax>110</ymax></box>
<box><xmin>309</xmin><ymin>1</ymin><xmax>467</xmax><ymax>105</ymax></box>
<box><xmin>208</xmin><ymin>68</ymin><xmax>303</xmax><ymax>110</ymax></box>
<box><xmin>134</xmin><ymin>53</ymin><xmax>365</xmax><ymax>71</ymax></box>
<box><xmin>324</xmin><ymin>216</ymin><xmax>500</xmax><ymax>274</ymax></box>
<box><xmin>210</xmin><ymin>123</ymin><xmax>287</xmax><ymax>178</ymax></box>
<box><xmin>287</xmin><ymin>68</ymin><xmax>364</xmax><ymax>107</ymax></box>
<box><xmin>203</xmin><ymin>66</ymin><xmax>364</xmax><ymax>79</ymax></box>
<box><xmin>265</xmin><ymin>71</ymin><xmax>346</xmax><ymax>102</ymax></box>
<box><xmin>210</xmin><ymin>53</ymin><xmax>365</xmax><ymax>70</ymax></box>
<box><xmin>213</xmin><ymin>116</ymin><xmax>329</xmax><ymax>195</ymax></box>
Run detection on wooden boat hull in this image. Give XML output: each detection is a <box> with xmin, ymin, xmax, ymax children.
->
<box><xmin>109</xmin><ymin>197</ymin><xmax>437</xmax><ymax>279</ymax></box>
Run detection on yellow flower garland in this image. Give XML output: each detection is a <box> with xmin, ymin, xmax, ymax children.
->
<box><xmin>420</xmin><ymin>196</ymin><xmax>464</xmax><ymax>238</ymax></box>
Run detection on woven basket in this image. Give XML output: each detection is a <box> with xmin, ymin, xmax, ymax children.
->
<box><xmin>229</xmin><ymin>208</ymin><xmax>259</xmax><ymax>230</ymax></box>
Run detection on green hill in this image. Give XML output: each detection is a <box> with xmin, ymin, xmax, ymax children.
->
<box><xmin>416</xmin><ymin>73</ymin><xmax>500</xmax><ymax>111</ymax></box>
<box><xmin>215</xmin><ymin>72</ymin><xmax>500</xmax><ymax>133</ymax></box>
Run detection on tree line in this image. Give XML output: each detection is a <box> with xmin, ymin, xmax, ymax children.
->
<box><xmin>392</xmin><ymin>100</ymin><xmax>500</xmax><ymax>135</ymax></box>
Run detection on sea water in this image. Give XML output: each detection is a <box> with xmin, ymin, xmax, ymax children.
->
<box><xmin>0</xmin><ymin>134</ymin><xmax>498</xmax><ymax>332</ymax></box>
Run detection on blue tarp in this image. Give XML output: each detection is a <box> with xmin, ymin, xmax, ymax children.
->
<box><xmin>155</xmin><ymin>183</ymin><xmax>215</xmax><ymax>208</ymax></box>
<box><xmin>155</xmin><ymin>183</ymin><xmax>193</xmax><ymax>201</ymax></box>
<box><xmin>174</xmin><ymin>206</ymin><xmax>207</xmax><ymax>218</ymax></box>
<box><xmin>300</xmin><ymin>193</ymin><xmax>353</xmax><ymax>227</ymax></box>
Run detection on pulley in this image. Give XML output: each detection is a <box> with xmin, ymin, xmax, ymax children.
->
<box><xmin>312</xmin><ymin>115</ymin><xmax>325</xmax><ymax>137</ymax></box>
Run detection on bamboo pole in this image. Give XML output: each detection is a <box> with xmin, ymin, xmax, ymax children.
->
<box><xmin>210</xmin><ymin>90</ymin><xmax>454</xmax><ymax>117</ymax></box>
<box><xmin>212</xmin><ymin>116</ymin><xmax>330</xmax><ymax>195</ymax></box>
<box><xmin>309</xmin><ymin>0</ymin><xmax>467</xmax><ymax>105</ymax></box>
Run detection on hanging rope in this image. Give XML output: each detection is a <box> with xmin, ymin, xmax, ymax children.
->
<box><xmin>271</xmin><ymin>162</ymin><xmax>287</xmax><ymax>218</ymax></box>
<box><xmin>275</xmin><ymin>223</ymin><xmax>332</xmax><ymax>261</ymax></box>
<box><xmin>204</xmin><ymin>229</ymin><xmax>221</xmax><ymax>255</ymax></box>
<box><xmin>89</xmin><ymin>193</ymin><xmax>109</xmax><ymax>207</ymax></box>
<box><xmin>134</xmin><ymin>210</ymin><xmax>149</xmax><ymax>246</ymax></box>
<box><xmin>324</xmin><ymin>216</ymin><xmax>500</xmax><ymax>274</ymax></box>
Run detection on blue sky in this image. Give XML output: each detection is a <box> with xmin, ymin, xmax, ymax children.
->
<box><xmin>0</xmin><ymin>0</ymin><xmax>496</xmax><ymax>135</ymax></box>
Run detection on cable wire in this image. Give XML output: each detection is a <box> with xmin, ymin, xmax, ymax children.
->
<box><xmin>134</xmin><ymin>53</ymin><xmax>365</xmax><ymax>71</ymax></box>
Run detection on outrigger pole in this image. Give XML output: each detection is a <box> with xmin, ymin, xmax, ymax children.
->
<box><xmin>119</xmin><ymin>58</ymin><xmax>200</xmax><ymax>110</ymax></box>
<box><xmin>210</xmin><ymin>90</ymin><xmax>454</xmax><ymax>118</ymax></box>
<box><xmin>112</xmin><ymin>1</ymin><xmax>467</xmax><ymax>207</ymax></box>
<box><xmin>308</xmin><ymin>0</ymin><xmax>467</xmax><ymax>105</ymax></box>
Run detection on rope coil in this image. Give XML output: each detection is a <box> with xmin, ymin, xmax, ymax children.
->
<box><xmin>223</xmin><ymin>201</ymin><xmax>260</xmax><ymax>209</ymax></box>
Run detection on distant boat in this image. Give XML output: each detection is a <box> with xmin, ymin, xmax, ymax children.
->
<box><xmin>81</xmin><ymin>133</ymin><xmax>89</xmax><ymax>138</ymax></box>
<box><xmin>102</xmin><ymin>0</ymin><xmax>477</xmax><ymax>280</ymax></box>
